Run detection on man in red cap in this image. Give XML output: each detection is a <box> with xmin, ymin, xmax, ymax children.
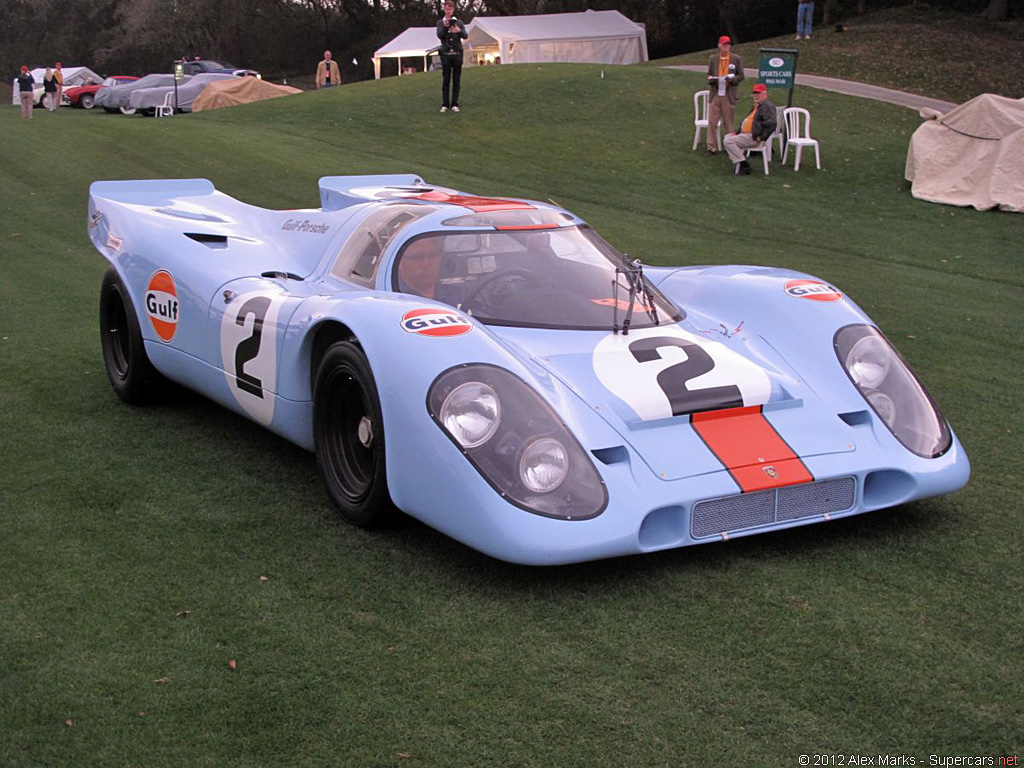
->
<box><xmin>705</xmin><ymin>35</ymin><xmax>744</xmax><ymax>154</ymax></box>
<box><xmin>54</xmin><ymin>62</ymin><xmax>64</xmax><ymax>106</ymax></box>
<box><xmin>724</xmin><ymin>83</ymin><xmax>777</xmax><ymax>175</ymax></box>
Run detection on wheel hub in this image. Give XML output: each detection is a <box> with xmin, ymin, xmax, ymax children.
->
<box><xmin>357</xmin><ymin>416</ymin><xmax>374</xmax><ymax>448</ymax></box>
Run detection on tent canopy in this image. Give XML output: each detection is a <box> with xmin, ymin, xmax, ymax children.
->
<box><xmin>905</xmin><ymin>94</ymin><xmax>1024</xmax><ymax>213</ymax></box>
<box><xmin>373</xmin><ymin>27</ymin><xmax>441</xmax><ymax>79</ymax></box>
<box><xmin>465</xmin><ymin>10</ymin><xmax>648</xmax><ymax>66</ymax></box>
<box><xmin>192</xmin><ymin>77</ymin><xmax>301</xmax><ymax>112</ymax></box>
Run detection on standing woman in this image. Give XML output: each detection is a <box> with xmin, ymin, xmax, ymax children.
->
<box><xmin>17</xmin><ymin>65</ymin><xmax>35</xmax><ymax>119</ymax></box>
<box><xmin>43</xmin><ymin>68</ymin><xmax>57</xmax><ymax>111</ymax></box>
<box><xmin>436</xmin><ymin>0</ymin><xmax>468</xmax><ymax>113</ymax></box>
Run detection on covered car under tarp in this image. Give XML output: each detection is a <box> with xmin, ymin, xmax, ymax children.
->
<box><xmin>906</xmin><ymin>94</ymin><xmax>1024</xmax><ymax>213</ymax></box>
<box><xmin>129</xmin><ymin>72</ymin><xmax>235</xmax><ymax>112</ymax></box>
<box><xmin>192</xmin><ymin>77</ymin><xmax>301</xmax><ymax>111</ymax></box>
<box><xmin>95</xmin><ymin>73</ymin><xmax>187</xmax><ymax>111</ymax></box>
<box><xmin>465</xmin><ymin>9</ymin><xmax>648</xmax><ymax>67</ymax></box>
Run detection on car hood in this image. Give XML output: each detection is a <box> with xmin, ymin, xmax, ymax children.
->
<box><xmin>487</xmin><ymin>322</ymin><xmax>855</xmax><ymax>482</ymax></box>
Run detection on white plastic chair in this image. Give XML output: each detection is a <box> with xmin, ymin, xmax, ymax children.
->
<box><xmin>744</xmin><ymin>142</ymin><xmax>771</xmax><ymax>174</ymax></box>
<box><xmin>155</xmin><ymin>92</ymin><xmax>175</xmax><ymax>117</ymax></box>
<box><xmin>773</xmin><ymin>107</ymin><xmax>788</xmax><ymax>159</ymax></box>
<box><xmin>781</xmin><ymin>107</ymin><xmax>821</xmax><ymax>171</ymax></box>
<box><xmin>692</xmin><ymin>90</ymin><xmax>722</xmax><ymax>151</ymax></box>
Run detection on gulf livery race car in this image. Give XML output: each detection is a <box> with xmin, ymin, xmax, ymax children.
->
<box><xmin>88</xmin><ymin>175</ymin><xmax>969</xmax><ymax>565</ymax></box>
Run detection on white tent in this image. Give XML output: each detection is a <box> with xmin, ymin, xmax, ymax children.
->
<box><xmin>373</xmin><ymin>27</ymin><xmax>441</xmax><ymax>79</ymax></box>
<box><xmin>11</xmin><ymin>65</ymin><xmax>103</xmax><ymax>106</ymax></box>
<box><xmin>906</xmin><ymin>94</ymin><xmax>1024</xmax><ymax>213</ymax></box>
<box><xmin>465</xmin><ymin>10</ymin><xmax>648</xmax><ymax>67</ymax></box>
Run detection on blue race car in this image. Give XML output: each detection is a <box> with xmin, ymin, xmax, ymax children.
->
<box><xmin>88</xmin><ymin>175</ymin><xmax>969</xmax><ymax>565</ymax></box>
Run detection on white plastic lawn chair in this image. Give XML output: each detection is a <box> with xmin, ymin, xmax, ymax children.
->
<box><xmin>744</xmin><ymin>142</ymin><xmax>771</xmax><ymax>174</ymax></box>
<box><xmin>692</xmin><ymin>90</ymin><xmax>722</xmax><ymax>151</ymax></box>
<box><xmin>773</xmin><ymin>107</ymin><xmax>788</xmax><ymax>159</ymax></box>
<box><xmin>781</xmin><ymin>107</ymin><xmax>821</xmax><ymax>171</ymax></box>
<box><xmin>155</xmin><ymin>92</ymin><xmax>175</xmax><ymax>118</ymax></box>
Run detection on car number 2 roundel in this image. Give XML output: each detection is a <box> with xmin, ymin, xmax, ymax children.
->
<box><xmin>220</xmin><ymin>292</ymin><xmax>285</xmax><ymax>426</ymax></box>
<box><xmin>593</xmin><ymin>326</ymin><xmax>772</xmax><ymax>421</ymax></box>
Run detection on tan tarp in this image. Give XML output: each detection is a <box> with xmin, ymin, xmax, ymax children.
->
<box><xmin>192</xmin><ymin>77</ymin><xmax>301</xmax><ymax>112</ymax></box>
<box><xmin>906</xmin><ymin>93</ymin><xmax>1024</xmax><ymax>213</ymax></box>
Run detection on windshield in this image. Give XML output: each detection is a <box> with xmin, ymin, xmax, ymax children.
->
<box><xmin>392</xmin><ymin>226</ymin><xmax>681</xmax><ymax>330</ymax></box>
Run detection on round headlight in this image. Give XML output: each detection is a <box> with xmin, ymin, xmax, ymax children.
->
<box><xmin>519</xmin><ymin>438</ymin><xmax>569</xmax><ymax>494</ymax></box>
<box><xmin>866</xmin><ymin>390</ymin><xmax>897</xmax><ymax>427</ymax></box>
<box><xmin>846</xmin><ymin>335</ymin><xmax>892</xmax><ymax>389</ymax></box>
<box><xmin>440</xmin><ymin>381</ymin><xmax>500</xmax><ymax>448</ymax></box>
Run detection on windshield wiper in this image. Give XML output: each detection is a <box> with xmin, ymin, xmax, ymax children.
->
<box><xmin>612</xmin><ymin>257</ymin><xmax>660</xmax><ymax>335</ymax></box>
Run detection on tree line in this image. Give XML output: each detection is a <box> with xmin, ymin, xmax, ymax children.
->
<box><xmin>1</xmin><ymin>0</ymin><xmax>1016</xmax><ymax>85</ymax></box>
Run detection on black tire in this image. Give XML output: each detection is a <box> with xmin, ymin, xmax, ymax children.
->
<box><xmin>103</xmin><ymin>107</ymin><xmax>118</xmax><ymax>114</ymax></box>
<box><xmin>98</xmin><ymin>268</ymin><xmax>164</xmax><ymax>405</ymax></box>
<box><xmin>80</xmin><ymin>93</ymin><xmax>95</xmax><ymax>109</ymax></box>
<box><xmin>313</xmin><ymin>341</ymin><xmax>395</xmax><ymax>528</ymax></box>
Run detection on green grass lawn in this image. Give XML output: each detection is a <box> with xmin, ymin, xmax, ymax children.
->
<box><xmin>2</xmin><ymin>63</ymin><xmax>1022</xmax><ymax>766</ymax></box>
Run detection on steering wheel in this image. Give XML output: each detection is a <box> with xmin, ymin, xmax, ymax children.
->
<box><xmin>461</xmin><ymin>268</ymin><xmax>543</xmax><ymax>314</ymax></box>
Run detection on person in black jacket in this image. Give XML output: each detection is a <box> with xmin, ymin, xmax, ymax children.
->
<box><xmin>436</xmin><ymin>0</ymin><xmax>468</xmax><ymax>112</ymax></box>
<box><xmin>724</xmin><ymin>83</ymin><xmax>777</xmax><ymax>175</ymax></box>
<box><xmin>17</xmin><ymin>66</ymin><xmax>35</xmax><ymax>119</ymax></box>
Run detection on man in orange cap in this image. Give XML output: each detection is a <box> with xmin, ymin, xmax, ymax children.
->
<box><xmin>724</xmin><ymin>83</ymin><xmax>777</xmax><ymax>175</ymax></box>
<box><xmin>705</xmin><ymin>35</ymin><xmax>744</xmax><ymax>154</ymax></box>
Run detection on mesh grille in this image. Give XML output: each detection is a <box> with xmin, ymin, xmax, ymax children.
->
<box><xmin>691</xmin><ymin>477</ymin><xmax>857</xmax><ymax>538</ymax></box>
<box><xmin>777</xmin><ymin>477</ymin><xmax>856</xmax><ymax>521</ymax></box>
<box><xmin>692</xmin><ymin>489</ymin><xmax>774</xmax><ymax>538</ymax></box>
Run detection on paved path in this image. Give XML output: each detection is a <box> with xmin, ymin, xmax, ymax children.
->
<box><xmin>666</xmin><ymin>65</ymin><xmax>956</xmax><ymax>113</ymax></box>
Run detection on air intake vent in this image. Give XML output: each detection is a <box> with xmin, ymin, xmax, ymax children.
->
<box><xmin>185</xmin><ymin>233</ymin><xmax>228</xmax><ymax>248</ymax></box>
<box><xmin>691</xmin><ymin>477</ymin><xmax>856</xmax><ymax>539</ymax></box>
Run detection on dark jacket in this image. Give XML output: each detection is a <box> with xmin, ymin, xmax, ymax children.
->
<box><xmin>745</xmin><ymin>99</ymin><xmax>778</xmax><ymax>142</ymax></box>
<box><xmin>43</xmin><ymin>75</ymin><xmax>57</xmax><ymax>93</ymax></box>
<box><xmin>17</xmin><ymin>73</ymin><xmax>35</xmax><ymax>93</ymax></box>
<box><xmin>437</xmin><ymin>17</ymin><xmax>468</xmax><ymax>55</ymax></box>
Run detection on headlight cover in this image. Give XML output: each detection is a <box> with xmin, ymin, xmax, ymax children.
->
<box><xmin>428</xmin><ymin>364</ymin><xmax>607</xmax><ymax>520</ymax></box>
<box><xmin>835</xmin><ymin>325</ymin><xmax>951</xmax><ymax>458</ymax></box>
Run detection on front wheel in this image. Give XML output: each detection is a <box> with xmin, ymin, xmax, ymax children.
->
<box><xmin>99</xmin><ymin>268</ymin><xmax>165</xmax><ymax>404</ymax></box>
<box><xmin>80</xmin><ymin>93</ymin><xmax>95</xmax><ymax>109</ymax></box>
<box><xmin>119</xmin><ymin>105</ymin><xmax>136</xmax><ymax>115</ymax></box>
<box><xmin>313</xmin><ymin>341</ymin><xmax>395</xmax><ymax>528</ymax></box>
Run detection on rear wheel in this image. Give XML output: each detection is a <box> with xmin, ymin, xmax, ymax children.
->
<box><xmin>313</xmin><ymin>342</ymin><xmax>395</xmax><ymax>528</ymax></box>
<box><xmin>99</xmin><ymin>268</ymin><xmax>165</xmax><ymax>404</ymax></box>
<box><xmin>120</xmin><ymin>105</ymin><xmax>136</xmax><ymax>115</ymax></box>
<box><xmin>80</xmin><ymin>93</ymin><xmax>95</xmax><ymax>109</ymax></box>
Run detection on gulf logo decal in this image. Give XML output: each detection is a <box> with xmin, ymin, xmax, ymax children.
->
<box><xmin>784</xmin><ymin>279</ymin><xmax>843</xmax><ymax>302</ymax></box>
<box><xmin>401</xmin><ymin>308</ymin><xmax>473</xmax><ymax>337</ymax></box>
<box><xmin>145</xmin><ymin>270</ymin><xmax>179</xmax><ymax>342</ymax></box>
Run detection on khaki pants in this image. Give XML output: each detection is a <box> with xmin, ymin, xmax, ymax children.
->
<box><xmin>724</xmin><ymin>132</ymin><xmax>763</xmax><ymax>164</ymax></box>
<box><xmin>706</xmin><ymin>94</ymin><xmax>734</xmax><ymax>152</ymax></box>
<box><xmin>20</xmin><ymin>92</ymin><xmax>33</xmax><ymax>118</ymax></box>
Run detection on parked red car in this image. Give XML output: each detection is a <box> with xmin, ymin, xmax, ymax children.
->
<box><xmin>64</xmin><ymin>76</ymin><xmax>139</xmax><ymax>109</ymax></box>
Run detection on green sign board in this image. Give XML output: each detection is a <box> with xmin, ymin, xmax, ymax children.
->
<box><xmin>758</xmin><ymin>48</ymin><xmax>797</xmax><ymax>89</ymax></box>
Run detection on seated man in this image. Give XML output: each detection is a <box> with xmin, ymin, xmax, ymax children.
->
<box><xmin>723</xmin><ymin>83</ymin><xmax>777</xmax><ymax>175</ymax></box>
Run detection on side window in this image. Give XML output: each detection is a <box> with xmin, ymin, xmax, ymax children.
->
<box><xmin>331</xmin><ymin>204</ymin><xmax>434</xmax><ymax>286</ymax></box>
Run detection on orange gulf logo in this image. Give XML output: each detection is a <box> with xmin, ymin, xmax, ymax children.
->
<box><xmin>401</xmin><ymin>308</ymin><xmax>473</xmax><ymax>337</ymax></box>
<box><xmin>784</xmin><ymin>279</ymin><xmax>843</xmax><ymax>302</ymax></box>
<box><xmin>145</xmin><ymin>270</ymin><xmax>180</xmax><ymax>342</ymax></box>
